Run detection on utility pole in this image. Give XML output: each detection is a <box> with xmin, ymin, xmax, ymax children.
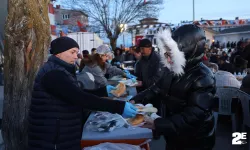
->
<box><xmin>93</xmin><ymin>32</ymin><xmax>94</xmax><ymax>48</ymax></box>
<box><xmin>193</xmin><ymin>0</ymin><xmax>195</xmax><ymax>21</ymax></box>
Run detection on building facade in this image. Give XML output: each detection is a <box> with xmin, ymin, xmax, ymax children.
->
<box><xmin>54</xmin><ymin>5</ymin><xmax>88</xmax><ymax>27</ymax></box>
<box><xmin>128</xmin><ymin>18</ymin><xmax>171</xmax><ymax>47</ymax></box>
<box><xmin>214</xmin><ymin>25</ymin><xmax>250</xmax><ymax>44</ymax></box>
<box><xmin>203</xmin><ymin>28</ymin><xmax>218</xmax><ymax>48</ymax></box>
<box><xmin>49</xmin><ymin>1</ymin><xmax>57</xmax><ymax>40</ymax></box>
<box><xmin>178</xmin><ymin>18</ymin><xmax>250</xmax><ymax>32</ymax></box>
<box><xmin>176</xmin><ymin>18</ymin><xmax>250</xmax><ymax>48</ymax></box>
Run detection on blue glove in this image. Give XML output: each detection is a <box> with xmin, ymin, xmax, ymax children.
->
<box><xmin>126</xmin><ymin>73</ymin><xmax>137</xmax><ymax>79</ymax></box>
<box><xmin>125</xmin><ymin>73</ymin><xmax>133</xmax><ymax>79</ymax></box>
<box><xmin>124</xmin><ymin>69</ymin><xmax>130</xmax><ymax>74</ymax></box>
<box><xmin>115</xmin><ymin>62</ymin><xmax>121</xmax><ymax>65</ymax></box>
<box><xmin>106</xmin><ymin>85</ymin><xmax>116</xmax><ymax>96</ymax></box>
<box><xmin>130</xmin><ymin>74</ymin><xmax>137</xmax><ymax>79</ymax></box>
<box><xmin>131</xmin><ymin>78</ymin><xmax>137</xmax><ymax>83</ymax></box>
<box><xmin>122</xmin><ymin>102</ymin><xmax>137</xmax><ymax>118</ymax></box>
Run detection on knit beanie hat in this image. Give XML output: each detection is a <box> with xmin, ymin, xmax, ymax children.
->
<box><xmin>50</xmin><ymin>37</ymin><xmax>79</xmax><ymax>55</ymax></box>
<box><xmin>139</xmin><ymin>39</ymin><xmax>152</xmax><ymax>48</ymax></box>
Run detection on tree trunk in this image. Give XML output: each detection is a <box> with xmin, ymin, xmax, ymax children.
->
<box><xmin>2</xmin><ymin>0</ymin><xmax>51</xmax><ymax>149</ymax></box>
<box><xmin>110</xmin><ymin>38</ymin><xmax>117</xmax><ymax>51</ymax></box>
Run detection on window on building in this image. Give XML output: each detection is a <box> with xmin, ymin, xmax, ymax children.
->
<box><xmin>62</xmin><ymin>14</ymin><xmax>70</xmax><ymax>20</ymax></box>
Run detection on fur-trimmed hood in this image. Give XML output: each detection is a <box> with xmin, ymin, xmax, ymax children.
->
<box><xmin>157</xmin><ymin>29</ymin><xmax>186</xmax><ymax>75</ymax></box>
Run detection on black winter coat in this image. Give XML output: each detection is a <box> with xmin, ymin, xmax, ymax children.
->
<box><xmin>135</xmin><ymin>50</ymin><xmax>163</xmax><ymax>92</ymax></box>
<box><xmin>28</xmin><ymin>56</ymin><xmax>125</xmax><ymax>150</ymax></box>
<box><xmin>133</xmin><ymin>62</ymin><xmax>216</xmax><ymax>149</ymax></box>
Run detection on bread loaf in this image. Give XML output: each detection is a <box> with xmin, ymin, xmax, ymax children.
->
<box><xmin>127</xmin><ymin>114</ymin><xmax>144</xmax><ymax>126</ymax></box>
<box><xmin>111</xmin><ymin>83</ymin><xmax>126</xmax><ymax>97</ymax></box>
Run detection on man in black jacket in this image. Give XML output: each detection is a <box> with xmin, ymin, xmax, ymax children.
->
<box><xmin>28</xmin><ymin>37</ymin><xmax>137</xmax><ymax>150</ymax></box>
<box><xmin>131</xmin><ymin>25</ymin><xmax>216</xmax><ymax>150</ymax></box>
<box><xmin>135</xmin><ymin>39</ymin><xmax>164</xmax><ymax>91</ymax></box>
<box><xmin>134</xmin><ymin>39</ymin><xmax>164</xmax><ymax>114</ymax></box>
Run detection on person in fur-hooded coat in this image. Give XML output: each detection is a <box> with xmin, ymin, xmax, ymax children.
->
<box><xmin>131</xmin><ymin>24</ymin><xmax>216</xmax><ymax>150</ymax></box>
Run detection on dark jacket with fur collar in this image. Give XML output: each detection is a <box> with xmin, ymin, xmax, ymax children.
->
<box><xmin>132</xmin><ymin>62</ymin><xmax>216</xmax><ymax>149</ymax></box>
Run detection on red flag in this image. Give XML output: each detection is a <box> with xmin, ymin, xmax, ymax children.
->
<box><xmin>77</xmin><ymin>21</ymin><xmax>87</xmax><ymax>32</ymax></box>
<box><xmin>239</xmin><ymin>20</ymin><xmax>245</xmax><ymax>25</ymax></box>
<box><xmin>144</xmin><ymin>0</ymin><xmax>146</xmax><ymax>4</ymax></box>
<box><xmin>51</xmin><ymin>25</ymin><xmax>56</xmax><ymax>35</ymax></box>
<box><xmin>77</xmin><ymin>21</ymin><xmax>83</xmax><ymax>27</ymax></box>
<box><xmin>207</xmin><ymin>21</ymin><xmax>214</xmax><ymax>26</ymax></box>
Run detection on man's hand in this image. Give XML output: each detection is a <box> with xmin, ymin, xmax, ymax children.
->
<box><xmin>141</xmin><ymin>115</ymin><xmax>155</xmax><ymax>129</ymax></box>
<box><xmin>129</xmin><ymin>100</ymin><xmax>135</xmax><ymax>104</ymax></box>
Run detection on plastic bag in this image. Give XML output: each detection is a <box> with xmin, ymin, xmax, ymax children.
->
<box><xmin>119</xmin><ymin>79</ymin><xmax>138</xmax><ymax>87</ymax></box>
<box><xmin>109</xmin><ymin>75</ymin><xmax>124</xmax><ymax>81</ymax></box>
<box><xmin>83</xmin><ymin>142</ymin><xmax>143</xmax><ymax>150</ymax></box>
<box><xmin>85</xmin><ymin>112</ymin><xmax>126</xmax><ymax>132</ymax></box>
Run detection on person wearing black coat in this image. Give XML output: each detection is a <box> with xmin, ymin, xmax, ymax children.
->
<box><xmin>28</xmin><ymin>37</ymin><xmax>137</xmax><ymax>150</ymax></box>
<box><xmin>241</xmin><ymin>43</ymin><xmax>250</xmax><ymax>68</ymax></box>
<box><xmin>230</xmin><ymin>41</ymin><xmax>244</xmax><ymax>64</ymax></box>
<box><xmin>134</xmin><ymin>39</ymin><xmax>164</xmax><ymax>114</ymax></box>
<box><xmin>131</xmin><ymin>25</ymin><xmax>216</xmax><ymax>150</ymax></box>
<box><xmin>218</xmin><ymin>57</ymin><xmax>235</xmax><ymax>74</ymax></box>
<box><xmin>134</xmin><ymin>39</ymin><xmax>164</xmax><ymax>92</ymax></box>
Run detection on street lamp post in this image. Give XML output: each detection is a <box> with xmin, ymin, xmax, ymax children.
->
<box><xmin>93</xmin><ymin>32</ymin><xmax>94</xmax><ymax>48</ymax></box>
<box><xmin>120</xmin><ymin>24</ymin><xmax>127</xmax><ymax>47</ymax></box>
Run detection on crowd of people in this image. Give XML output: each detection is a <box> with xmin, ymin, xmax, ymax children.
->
<box><xmin>27</xmin><ymin>24</ymin><xmax>250</xmax><ymax>150</ymax></box>
<box><xmin>211</xmin><ymin>39</ymin><xmax>249</xmax><ymax>50</ymax></box>
<box><xmin>203</xmin><ymin>38</ymin><xmax>250</xmax><ymax>93</ymax></box>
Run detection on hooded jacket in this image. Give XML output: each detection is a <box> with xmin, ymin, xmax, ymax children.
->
<box><xmin>81</xmin><ymin>55</ymin><xmax>124</xmax><ymax>89</ymax></box>
<box><xmin>132</xmin><ymin>27</ymin><xmax>216</xmax><ymax>149</ymax></box>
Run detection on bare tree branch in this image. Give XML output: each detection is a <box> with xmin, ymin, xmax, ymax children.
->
<box><xmin>63</xmin><ymin>0</ymin><xmax>163</xmax><ymax>50</ymax></box>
